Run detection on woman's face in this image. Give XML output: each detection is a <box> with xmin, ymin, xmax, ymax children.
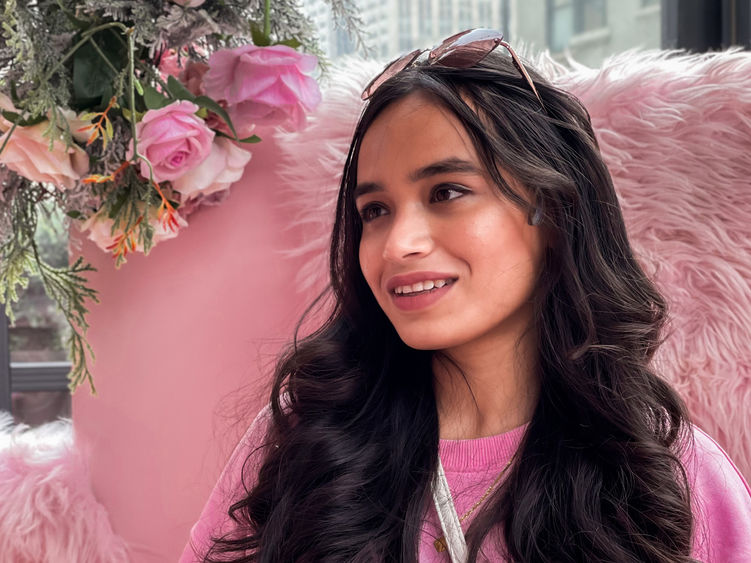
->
<box><xmin>355</xmin><ymin>92</ymin><xmax>545</xmax><ymax>354</ymax></box>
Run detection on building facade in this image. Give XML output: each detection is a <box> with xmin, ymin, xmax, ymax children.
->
<box><xmin>302</xmin><ymin>0</ymin><xmax>661</xmax><ymax>68</ymax></box>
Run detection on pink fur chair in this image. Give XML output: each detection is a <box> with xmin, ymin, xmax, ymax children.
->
<box><xmin>0</xmin><ymin>413</ymin><xmax>129</xmax><ymax>562</ymax></box>
<box><xmin>275</xmin><ymin>49</ymin><xmax>751</xmax><ymax>481</ymax></box>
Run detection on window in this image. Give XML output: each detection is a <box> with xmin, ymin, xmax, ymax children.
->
<box><xmin>333</xmin><ymin>26</ymin><xmax>355</xmax><ymax>57</ymax></box>
<box><xmin>439</xmin><ymin>0</ymin><xmax>452</xmax><ymax>35</ymax></box>
<box><xmin>418</xmin><ymin>0</ymin><xmax>432</xmax><ymax>37</ymax></box>
<box><xmin>578</xmin><ymin>0</ymin><xmax>607</xmax><ymax>32</ymax></box>
<box><xmin>308</xmin><ymin>0</ymin><xmax>661</xmax><ymax>70</ymax></box>
<box><xmin>458</xmin><ymin>2</ymin><xmax>472</xmax><ymax>31</ymax></box>
<box><xmin>478</xmin><ymin>0</ymin><xmax>492</xmax><ymax>27</ymax></box>
<box><xmin>398</xmin><ymin>0</ymin><xmax>412</xmax><ymax>51</ymax></box>
<box><xmin>549</xmin><ymin>0</ymin><xmax>607</xmax><ymax>52</ymax></box>
<box><xmin>1</xmin><ymin>204</ymin><xmax>71</xmax><ymax>425</ymax></box>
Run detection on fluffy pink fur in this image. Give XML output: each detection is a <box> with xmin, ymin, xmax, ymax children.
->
<box><xmin>0</xmin><ymin>413</ymin><xmax>129</xmax><ymax>562</ymax></box>
<box><xmin>274</xmin><ymin>50</ymin><xmax>751</xmax><ymax>480</ymax></box>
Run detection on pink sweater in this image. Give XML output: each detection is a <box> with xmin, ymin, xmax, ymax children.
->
<box><xmin>181</xmin><ymin>409</ymin><xmax>751</xmax><ymax>562</ymax></box>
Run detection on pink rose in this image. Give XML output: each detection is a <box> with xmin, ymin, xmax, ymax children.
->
<box><xmin>171</xmin><ymin>0</ymin><xmax>205</xmax><ymax>7</ymax></box>
<box><xmin>158</xmin><ymin>48</ymin><xmax>184</xmax><ymax>81</ymax></box>
<box><xmin>79</xmin><ymin>208</ymin><xmax>188</xmax><ymax>254</ymax></box>
<box><xmin>127</xmin><ymin>100</ymin><xmax>214</xmax><ymax>183</ymax></box>
<box><xmin>178</xmin><ymin>60</ymin><xmax>209</xmax><ymax>97</ymax></box>
<box><xmin>0</xmin><ymin>95</ymin><xmax>89</xmax><ymax>190</ymax></box>
<box><xmin>175</xmin><ymin>188</ymin><xmax>230</xmax><ymax>217</ymax></box>
<box><xmin>171</xmin><ymin>137</ymin><xmax>252</xmax><ymax>201</ymax></box>
<box><xmin>204</xmin><ymin>44</ymin><xmax>321</xmax><ymax>134</ymax></box>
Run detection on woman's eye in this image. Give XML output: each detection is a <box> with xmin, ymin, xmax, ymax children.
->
<box><xmin>358</xmin><ymin>204</ymin><xmax>386</xmax><ymax>223</ymax></box>
<box><xmin>432</xmin><ymin>184</ymin><xmax>467</xmax><ymax>202</ymax></box>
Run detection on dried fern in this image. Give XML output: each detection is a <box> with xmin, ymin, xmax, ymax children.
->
<box><xmin>0</xmin><ymin>177</ymin><xmax>99</xmax><ymax>391</ymax></box>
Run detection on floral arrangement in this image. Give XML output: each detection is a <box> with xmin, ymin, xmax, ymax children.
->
<box><xmin>0</xmin><ymin>0</ymin><xmax>364</xmax><ymax>392</ymax></box>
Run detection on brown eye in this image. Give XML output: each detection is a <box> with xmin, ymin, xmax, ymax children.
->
<box><xmin>432</xmin><ymin>184</ymin><xmax>467</xmax><ymax>202</ymax></box>
<box><xmin>359</xmin><ymin>203</ymin><xmax>387</xmax><ymax>223</ymax></box>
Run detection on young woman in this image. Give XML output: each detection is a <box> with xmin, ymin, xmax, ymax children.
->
<box><xmin>182</xmin><ymin>29</ymin><xmax>751</xmax><ymax>562</ymax></box>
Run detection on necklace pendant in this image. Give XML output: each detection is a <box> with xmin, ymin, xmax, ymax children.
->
<box><xmin>434</xmin><ymin>536</ymin><xmax>448</xmax><ymax>553</ymax></box>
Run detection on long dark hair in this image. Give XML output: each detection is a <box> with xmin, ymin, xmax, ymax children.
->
<box><xmin>205</xmin><ymin>51</ymin><xmax>697</xmax><ymax>562</ymax></box>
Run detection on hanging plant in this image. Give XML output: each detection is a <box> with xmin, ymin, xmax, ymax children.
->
<box><xmin>0</xmin><ymin>0</ymin><xmax>366</xmax><ymax>392</ymax></box>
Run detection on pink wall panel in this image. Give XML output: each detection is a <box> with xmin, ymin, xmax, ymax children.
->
<box><xmin>71</xmin><ymin>135</ymin><xmax>318</xmax><ymax>562</ymax></box>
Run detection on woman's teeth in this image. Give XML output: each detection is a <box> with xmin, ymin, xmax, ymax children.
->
<box><xmin>393</xmin><ymin>278</ymin><xmax>454</xmax><ymax>295</ymax></box>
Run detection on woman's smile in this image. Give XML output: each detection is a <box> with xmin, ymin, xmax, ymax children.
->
<box><xmin>386</xmin><ymin>272</ymin><xmax>458</xmax><ymax>311</ymax></box>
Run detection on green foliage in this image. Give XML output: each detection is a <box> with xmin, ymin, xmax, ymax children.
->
<box><xmin>0</xmin><ymin>182</ymin><xmax>99</xmax><ymax>391</ymax></box>
<box><xmin>250</xmin><ymin>21</ymin><xmax>272</xmax><ymax>47</ymax></box>
<box><xmin>103</xmin><ymin>166</ymin><xmax>159</xmax><ymax>264</ymax></box>
<box><xmin>0</xmin><ymin>244</ymin><xmax>34</xmax><ymax>323</ymax></box>
<box><xmin>1</xmin><ymin>182</ymin><xmax>42</xmax><ymax>323</ymax></box>
<box><xmin>70</xmin><ymin>30</ymin><xmax>128</xmax><ymax>111</ymax></box>
<box><xmin>142</xmin><ymin>82</ymin><xmax>171</xmax><ymax>110</ymax></box>
<box><xmin>36</xmin><ymin>256</ymin><xmax>99</xmax><ymax>393</ymax></box>
<box><xmin>0</xmin><ymin>110</ymin><xmax>46</xmax><ymax>127</ymax></box>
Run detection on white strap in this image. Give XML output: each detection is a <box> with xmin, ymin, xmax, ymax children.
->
<box><xmin>432</xmin><ymin>458</ymin><xmax>468</xmax><ymax>563</ymax></box>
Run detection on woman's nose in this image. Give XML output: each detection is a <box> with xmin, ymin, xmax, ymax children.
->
<box><xmin>381</xmin><ymin>208</ymin><xmax>434</xmax><ymax>262</ymax></box>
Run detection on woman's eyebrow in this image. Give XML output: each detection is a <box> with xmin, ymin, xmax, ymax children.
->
<box><xmin>354</xmin><ymin>157</ymin><xmax>482</xmax><ymax>199</ymax></box>
<box><xmin>409</xmin><ymin>157</ymin><xmax>482</xmax><ymax>181</ymax></box>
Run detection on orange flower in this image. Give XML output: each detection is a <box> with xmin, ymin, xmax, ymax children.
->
<box><xmin>77</xmin><ymin>97</ymin><xmax>117</xmax><ymax>149</ymax></box>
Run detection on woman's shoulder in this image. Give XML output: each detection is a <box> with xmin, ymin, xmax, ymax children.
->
<box><xmin>681</xmin><ymin>423</ymin><xmax>751</xmax><ymax>562</ymax></box>
<box><xmin>224</xmin><ymin>402</ymin><xmax>276</xmax><ymax>484</ymax></box>
<box><xmin>179</xmin><ymin>402</ymin><xmax>277</xmax><ymax>563</ymax></box>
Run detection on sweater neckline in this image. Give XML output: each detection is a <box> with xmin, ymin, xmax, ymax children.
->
<box><xmin>438</xmin><ymin>421</ymin><xmax>530</xmax><ymax>472</ymax></box>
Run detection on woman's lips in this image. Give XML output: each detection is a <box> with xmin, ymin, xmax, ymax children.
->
<box><xmin>390</xmin><ymin>279</ymin><xmax>455</xmax><ymax>311</ymax></box>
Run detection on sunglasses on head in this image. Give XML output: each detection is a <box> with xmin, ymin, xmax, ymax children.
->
<box><xmin>361</xmin><ymin>28</ymin><xmax>545</xmax><ymax>110</ymax></box>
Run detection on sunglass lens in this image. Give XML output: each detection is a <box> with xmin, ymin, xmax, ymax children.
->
<box><xmin>362</xmin><ymin>49</ymin><xmax>422</xmax><ymax>100</ymax></box>
<box><xmin>436</xmin><ymin>38</ymin><xmax>501</xmax><ymax>67</ymax></box>
<box><xmin>428</xmin><ymin>29</ymin><xmax>473</xmax><ymax>62</ymax></box>
<box><xmin>450</xmin><ymin>28</ymin><xmax>502</xmax><ymax>46</ymax></box>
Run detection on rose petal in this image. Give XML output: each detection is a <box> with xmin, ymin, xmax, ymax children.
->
<box><xmin>227</xmin><ymin>64</ymin><xmax>282</xmax><ymax>103</ymax></box>
<box><xmin>171</xmin><ymin>138</ymin><xmax>251</xmax><ymax>199</ymax></box>
<box><xmin>242</xmin><ymin>45</ymin><xmax>309</xmax><ymax>67</ymax></box>
<box><xmin>280</xmin><ymin>72</ymin><xmax>322</xmax><ymax>111</ymax></box>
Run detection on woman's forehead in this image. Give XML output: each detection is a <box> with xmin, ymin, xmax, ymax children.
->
<box><xmin>357</xmin><ymin>93</ymin><xmax>480</xmax><ymax>180</ymax></box>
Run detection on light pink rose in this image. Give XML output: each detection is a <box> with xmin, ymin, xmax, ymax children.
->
<box><xmin>204</xmin><ymin>44</ymin><xmax>321</xmax><ymax>135</ymax></box>
<box><xmin>79</xmin><ymin>208</ymin><xmax>188</xmax><ymax>254</ymax></box>
<box><xmin>58</xmin><ymin>108</ymin><xmax>94</xmax><ymax>144</ymax></box>
<box><xmin>127</xmin><ymin>100</ymin><xmax>214</xmax><ymax>183</ymax></box>
<box><xmin>171</xmin><ymin>137</ymin><xmax>252</xmax><ymax>201</ymax></box>
<box><xmin>0</xmin><ymin>94</ymin><xmax>89</xmax><ymax>190</ymax></box>
<box><xmin>171</xmin><ymin>0</ymin><xmax>205</xmax><ymax>7</ymax></box>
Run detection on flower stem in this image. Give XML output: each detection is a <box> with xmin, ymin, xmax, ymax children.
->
<box><xmin>264</xmin><ymin>0</ymin><xmax>271</xmax><ymax>37</ymax></box>
<box><xmin>126</xmin><ymin>28</ymin><xmax>140</xmax><ymax>164</ymax></box>
<box><xmin>0</xmin><ymin>120</ymin><xmax>18</xmax><ymax>157</ymax></box>
<box><xmin>87</xmin><ymin>37</ymin><xmax>120</xmax><ymax>76</ymax></box>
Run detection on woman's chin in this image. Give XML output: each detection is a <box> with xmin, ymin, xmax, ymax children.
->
<box><xmin>395</xmin><ymin>330</ymin><xmax>460</xmax><ymax>352</ymax></box>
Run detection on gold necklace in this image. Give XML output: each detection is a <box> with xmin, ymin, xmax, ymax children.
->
<box><xmin>433</xmin><ymin>455</ymin><xmax>515</xmax><ymax>553</ymax></box>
